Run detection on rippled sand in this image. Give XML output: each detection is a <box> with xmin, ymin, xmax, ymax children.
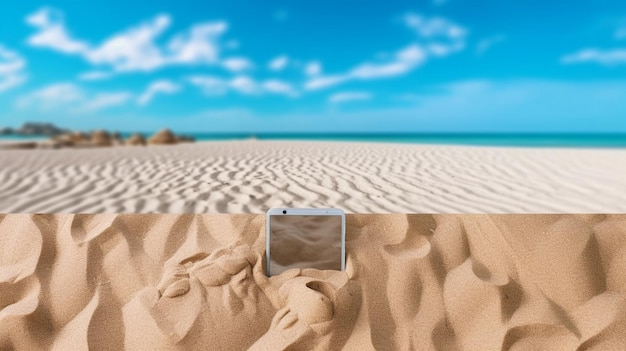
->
<box><xmin>1</xmin><ymin>140</ymin><xmax>626</xmax><ymax>213</ymax></box>
<box><xmin>1</xmin><ymin>214</ymin><xmax>625</xmax><ymax>350</ymax></box>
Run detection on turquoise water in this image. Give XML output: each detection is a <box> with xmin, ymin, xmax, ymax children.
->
<box><xmin>137</xmin><ymin>133</ymin><xmax>626</xmax><ymax>148</ymax></box>
<box><xmin>2</xmin><ymin>133</ymin><xmax>626</xmax><ymax>148</ymax></box>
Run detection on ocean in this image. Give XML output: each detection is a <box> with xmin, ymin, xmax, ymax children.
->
<box><xmin>2</xmin><ymin>133</ymin><xmax>626</xmax><ymax>148</ymax></box>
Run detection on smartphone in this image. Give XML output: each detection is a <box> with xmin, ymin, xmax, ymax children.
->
<box><xmin>266</xmin><ymin>208</ymin><xmax>346</xmax><ymax>277</ymax></box>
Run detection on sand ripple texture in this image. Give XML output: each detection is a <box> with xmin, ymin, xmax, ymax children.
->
<box><xmin>1</xmin><ymin>141</ymin><xmax>626</xmax><ymax>213</ymax></box>
<box><xmin>1</xmin><ymin>213</ymin><xmax>625</xmax><ymax>350</ymax></box>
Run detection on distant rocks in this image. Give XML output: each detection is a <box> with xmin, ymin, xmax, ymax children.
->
<box><xmin>53</xmin><ymin>129</ymin><xmax>194</xmax><ymax>148</ymax></box>
<box><xmin>126</xmin><ymin>133</ymin><xmax>146</xmax><ymax>146</ymax></box>
<box><xmin>148</xmin><ymin>129</ymin><xmax>195</xmax><ymax>145</ymax></box>
<box><xmin>0</xmin><ymin>122</ymin><xmax>71</xmax><ymax>136</ymax></box>
<box><xmin>148</xmin><ymin>129</ymin><xmax>177</xmax><ymax>145</ymax></box>
<box><xmin>1</xmin><ymin>122</ymin><xmax>195</xmax><ymax>150</ymax></box>
<box><xmin>0</xmin><ymin>142</ymin><xmax>39</xmax><ymax>150</ymax></box>
<box><xmin>91</xmin><ymin>130</ymin><xmax>112</xmax><ymax>147</ymax></box>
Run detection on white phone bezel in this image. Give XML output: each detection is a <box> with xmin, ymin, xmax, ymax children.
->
<box><xmin>265</xmin><ymin>208</ymin><xmax>346</xmax><ymax>277</ymax></box>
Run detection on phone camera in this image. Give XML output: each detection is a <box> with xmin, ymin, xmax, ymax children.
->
<box><xmin>282</xmin><ymin>210</ymin><xmax>287</xmax><ymax>214</ymax></box>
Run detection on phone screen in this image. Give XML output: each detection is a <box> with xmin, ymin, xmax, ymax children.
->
<box><xmin>268</xmin><ymin>214</ymin><xmax>343</xmax><ymax>276</ymax></box>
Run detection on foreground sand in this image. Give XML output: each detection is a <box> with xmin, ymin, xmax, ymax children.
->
<box><xmin>1</xmin><ymin>140</ymin><xmax>626</xmax><ymax>213</ymax></box>
<box><xmin>1</xmin><ymin>214</ymin><xmax>625</xmax><ymax>350</ymax></box>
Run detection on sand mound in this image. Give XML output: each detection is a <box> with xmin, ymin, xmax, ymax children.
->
<box><xmin>1</xmin><ymin>141</ymin><xmax>626</xmax><ymax>213</ymax></box>
<box><xmin>0</xmin><ymin>214</ymin><xmax>625</xmax><ymax>350</ymax></box>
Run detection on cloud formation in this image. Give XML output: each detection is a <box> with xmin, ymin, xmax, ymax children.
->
<box><xmin>403</xmin><ymin>13</ymin><xmax>466</xmax><ymax>39</ymax></box>
<box><xmin>561</xmin><ymin>48</ymin><xmax>626</xmax><ymax>65</ymax></box>
<box><xmin>188</xmin><ymin>75</ymin><xmax>297</xmax><ymax>97</ymax></box>
<box><xmin>26</xmin><ymin>8</ymin><xmax>89</xmax><ymax>54</ymax></box>
<box><xmin>268</xmin><ymin>55</ymin><xmax>289</xmax><ymax>71</ymax></box>
<box><xmin>78</xmin><ymin>71</ymin><xmax>113</xmax><ymax>81</ymax></box>
<box><xmin>79</xmin><ymin>92</ymin><xmax>133</xmax><ymax>112</ymax></box>
<box><xmin>18</xmin><ymin>82</ymin><xmax>131</xmax><ymax>112</ymax></box>
<box><xmin>304</xmin><ymin>13</ymin><xmax>466</xmax><ymax>90</ymax></box>
<box><xmin>221</xmin><ymin>57</ymin><xmax>254</xmax><ymax>72</ymax></box>
<box><xmin>25</xmin><ymin>8</ymin><xmax>241</xmax><ymax>73</ymax></box>
<box><xmin>85</xmin><ymin>14</ymin><xmax>173</xmax><ymax>71</ymax></box>
<box><xmin>137</xmin><ymin>80</ymin><xmax>181</xmax><ymax>106</ymax></box>
<box><xmin>328</xmin><ymin>91</ymin><xmax>372</xmax><ymax>103</ymax></box>
<box><xmin>305</xmin><ymin>44</ymin><xmax>429</xmax><ymax>90</ymax></box>
<box><xmin>262</xmin><ymin>80</ymin><xmax>299</xmax><ymax>97</ymax></box>
<box><xmin>0</xmin><ymin>45</ymin><xmax>28</xmax><ymax>92</ymax></box>
<box><xmin>17</xmin><ymin>83</ymin><xmax>83</xmax><ymax>109</ymax></box>
<box><xmin>304</xmin><ymin>61</ymin><xmax>322</xmax><ymax>76</ymax></box>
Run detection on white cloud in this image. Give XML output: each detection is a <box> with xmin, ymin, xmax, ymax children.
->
<box><xmin>0</xmin><ymin>47</ymin><xmax>26</xmax><ymax>75</ymax></box>
<box><xmin>25</xmin><ymin>8</ymin><xmax>231</xmax><ymax>73</ymax></box>
<box><xmin>616</xmin><ymin>28</ymin><xmax>626</xmax><ymax>40</ymax></box>
<box><xmin>305</xmin><ymin>14</ymin><xmax>466</xmax><ymax>91</ymax></box>
<box><xmin>351</xmin><ymin>44</ymin><xmax>427</xmax><ymax>79</ymax></box>
<box><xmin>221</xmin><ymin>57</ymin><xmax>254</xmax><ymax>72</ymax></box>
<box><xmin>188</xmin><ymin>75</ymin><xmax>229</xmax><ymax>95</ymax></box>
<box><xmin>403</xmin><ymin>13</ymin><xmax>467</xmax><ymax>40</ymax></box>
<box><xmin>230</xmin><ymin>76</ymin><xmax>259</xmax><ymax>95</ymax></box>
<box><xmin>561</xmin><ymin>48</ymin><xmax>626</xmax><ymax>66</ymax></box>
<box><xmin>262</xmin><ymin>80</ymin><xmax>299</xmax><ymax>97</ymax></box>
<box><xmin>167</xmin><ymin>21</ymin><xmax>228</xmax><ymax>65</ymax></box>
<box><xmin>305</xmin><ymin>44</ymin><xmax>428</xmax><ymax>90</ymax></box>
<box><xmin>17</xmin><ymin>83</ymin><xmax>84</xmax><ymax>109</ymax></box>
<box><xmin>17</xmin><ymin>82</ymin><xmax>132</xmax><ymax>112</ymax></box>
<box><xmin>476</xmin><ymin>34</ymin><xmax>506</xmax><ymax>55</ymax></box>
<box><xmin>78</xmin><ymin>92</ymin><xmax>133</xmax><ymax>112</ymax></box>
<box><xmin>85</xmin><ymin>14</ymin><xmax>171</xmax><ymax>72</ymax></box>
<box><xmin>137</xmin><ymin>80</ymin><xmax>181</xmax><ymax>106</ymax></box>
<box><xmin>0</xmin><ymin>45</ymin><xmax>27</xmax><ymax>92</ymax></box>
<box><xmin>426</xmin><ymin>42</ymin><xmax>465</xmax><ymax>57</ymax></box>
<box><xmin>188</xmin><ymin>75</ymin><xmax>298</xmax><ymax>97</ymax></box>
<box><xmin>268</xmin><ymin>55</ymin><xmax>289</xmax><ymax>71</ymax></box>
<box><xmin>304</xmin><ymin>75</ymin><xmax>347</xmax><ymax>90</ymax></box>
<box><xmin>0</xmin><ymin>75</ymin><xmax>26</xmax><ymax>93</ymax></box>
<box><xmin>26</xmin><ymin>7</ymin><xmax>89</xmax><ymax>54</ymax></box>
<box><xmin>329</xmin><ymin>91</ymin><xmax>372</xmax><ymax>104</ymax></box>
<box><xmin>78</xmin><ymin>71</ymin><xmax>113</xmax><ymax>81</ymax></box>
<box><xmin>305</xmin><ymin>61</ymin><xmax>322</xmax><ymax>76</ymax></box>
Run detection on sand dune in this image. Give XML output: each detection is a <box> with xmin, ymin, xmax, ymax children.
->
<box><xmin>1</xmin><ymin>141</ymin><xmax>626</xmax><ymax>213</ymax></box>
<box><xmin>1</xmin><ymin>214</ymin><xmax>625</xmax><ymax>350</ymax></box>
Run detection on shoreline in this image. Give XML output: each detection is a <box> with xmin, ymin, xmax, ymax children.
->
<box><xmin>3</xmin><ymin>134</ymin><xmax>626</xmax><ymax>148</ymax></box>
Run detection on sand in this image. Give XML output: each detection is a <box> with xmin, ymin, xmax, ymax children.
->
<box><xmin>1</xmin><ymin>213</ymin><xmax>625</xmax><ymax>350</ymax></box>
<box><xmin>1</xmin><ymin>140</ymin><xmax>626</xmax><ymax>213</ymax></box>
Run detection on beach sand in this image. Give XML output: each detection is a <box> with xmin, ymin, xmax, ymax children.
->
<box><xmin>1</xmin><ymin>140</ymin><xmax>626</xmax><ymax>213</ymax></box>
<box><xmin>1</xmin><ymin>213</ymin><xmax>625</xmax><ymax>350</ymax></box>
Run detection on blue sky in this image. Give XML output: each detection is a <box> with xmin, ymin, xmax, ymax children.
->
<box><xmin>1</xmin><ymin>0</ymin><xmax>626</xmax><ymax>132</ymax></box>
